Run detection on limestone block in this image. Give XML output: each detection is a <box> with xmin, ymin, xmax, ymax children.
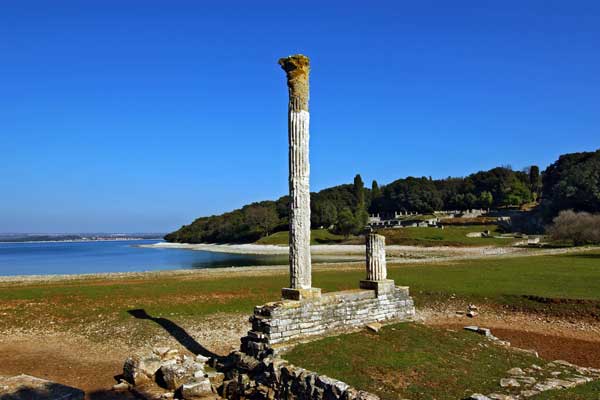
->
<box><xmin>123</xmin><ymin>354</ymin><xmax>162</xmax><ymax>385</ymax></box>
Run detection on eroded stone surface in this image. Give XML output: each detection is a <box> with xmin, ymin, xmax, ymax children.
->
<box><xmin>280</xmin><ymin>54</ymin><xmax>312</xmax><ymax>292</ymax></box>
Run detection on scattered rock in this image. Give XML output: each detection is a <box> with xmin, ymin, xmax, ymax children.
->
<box><xmin>507</xmin><ymin>367</ymin><xmax>524</xmax><ymax>376</ymax></box>
<box><xmin>181</xmin><ymin>378</ymin><xmax>213</xmax><ymax>399</ymax></box>
<box><xmin>519</xmin><ymin>390</ymin><xmax>539</xmax><ymax>398</ymax></box>
<box><xmin>516</xmin><ymin>376</ymin><xmax>536</xmax><ymax>385</ymax></box>
<box><xmin>499</xmin><ymin>378</ymin><xmax>520</xmax><ymax>388</ymax></box>
<box><xmin>131</xmin><ymin>381</ymin><xmax>172</xmax><ymax>400</ymax></box>
<box><xmin>366</xmin><ymin>323</ymin><xmax>382</xmax><ymax>333</ymax></box>
<box><xmin>467</xmin><ymin>394</ymin><xmax>491</xmax><ymax>400</ymax></box>
<box><xmin>124</xmin><ymin>354</ymin><xmax>162</xmax><ymax>385</ymax></box>
<box><xmin>196</xmin><ymin>354</ymin><xmax>210</xmax><ymax>363</ymax></box>
<box><xmin>112</xmin><ymin>380</ymin><xmax>130</xmax><ymax>391</ymax></box>
<box><xmin>554</xmin><ymin>360</ymin><xmax>574</xmax><ymax>367</ymax></box>
<box><xmin>467</xmin><ymin>310</ymin><xmax>479</xmax><ymax>318</ymax></box>
<box><xmin>206</xmin><ymin>370</ymin><xmax>225</xmax><ymax>388</ymax></box>
<box><xmin>159</xmin><ymin>359</ymin><xmax>202</xmax><ymax>391</ymax></box>
<box><xmin>488</xmin><ymin>394</ymin><xmax>516</xmax><ymax>400</ymax></box>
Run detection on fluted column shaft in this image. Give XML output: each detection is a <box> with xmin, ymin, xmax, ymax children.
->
<box><xmin>366</xmin><ymin>233</ymin><xmax>387</xmax><ymax>280</ymax></box>
<box><xmin>280</xmin><ymin>55</ymin><xmax>312</xmax><ymax>290</ymax></box>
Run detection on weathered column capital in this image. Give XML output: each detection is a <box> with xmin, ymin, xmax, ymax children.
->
<box><xmin>278</xmin><ymin>55</ymin><xmax>310</xmax><ymax>112</ymax></box>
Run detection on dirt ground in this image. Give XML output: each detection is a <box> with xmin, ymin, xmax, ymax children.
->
<box><xmin>423</xmin><ymin>308</ymin><xmax>600</xmax><ymax>369</ymax></box>
<box><xmin>0</xmin><ymin>313</ymin><xmax>248</xmax><ymax>399</ymax></box>
<box><xmin>2</xmin><ymin>308</ymin><xmax>600</xmax><ymax>399</ymax></box>
<box><xmin>0</xmin><ymin>334</ymin><xmax>132</xmax><ymax>399</ymax></box>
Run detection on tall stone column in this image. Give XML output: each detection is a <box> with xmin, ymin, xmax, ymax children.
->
<box><xmin>360</xmin><ymin>233</ymin><xmax>395</xmax><ymax>297</ymax></box>
<box><xmin>279</xmin><ymin>54</ymin><xmax>320</xmax><ymax>300</ymax></box>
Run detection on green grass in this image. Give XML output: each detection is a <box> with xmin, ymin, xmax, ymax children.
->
<box><xmin>256</xmin><ymin>229</ymin><xmax>356</xmax><ymax>245</ymax></box>
<box><xmin>377</xmin><ymin>225</ymin><xmax>517</xmax><ymax>247</ymax></box>
<box><xmin>285</xmin><ymin>323</ymin><xmax>546</xmax><ymax>400</ymax></box>
<box><xmin>391</xmin><ymin>252</ymin><xmax>600</xmax><ymax>317</ymax></box>
<box><xmin>259</xmin><ymin>225</ymin><xmax>516</xmax><ymax>247</ymax></box>
<box><xmin>1</xmin><ymin>251</ymin><xmax>599</xmax><ymax>342</ymax></box>
<box><xmin>532</xmin><ymin>381</ymin><xmax>600</xmax><ymax>399</ymax></box>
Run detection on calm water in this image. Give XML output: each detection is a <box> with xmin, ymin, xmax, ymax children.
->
<box><xmin>0</xmin><ymin>240</ymin><xmax>294</xmax><ymax>276</ymax></box>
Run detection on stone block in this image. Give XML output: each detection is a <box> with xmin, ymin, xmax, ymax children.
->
<box><xmin>281</xmin><ymin>287</ymin><xmax>322</xmax><ymax>300</ymax></box>
<box><xmin>359</xmin><ymin>280</ymin><xmax>396</xmax><ymax>297</ymax></box>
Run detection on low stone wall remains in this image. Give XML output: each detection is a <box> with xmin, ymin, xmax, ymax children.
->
<box><xmin>242</xmin><ymin>286</ymin><xmax>415</xmax><ymax>357</ymax></box>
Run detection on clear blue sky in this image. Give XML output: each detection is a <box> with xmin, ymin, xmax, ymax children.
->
<box><xmin>1</xmin><ymin>1</ymin><xmax>599</xmax><ymax>233</ymax></box>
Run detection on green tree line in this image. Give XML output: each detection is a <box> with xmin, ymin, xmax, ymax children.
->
<box><xmin>165</xmin><ymin>150</ymin><xmax>599</xmax><ymax>244</ymax></box>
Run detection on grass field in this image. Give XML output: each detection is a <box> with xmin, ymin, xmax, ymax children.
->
<box><xmin>256</xmin><ymin>229</ymin><xmax>356</xmax><ymax>245</ymax></box>
<box><xmin>285</xmin><ymin>323</ymin><xmax>600</xmax><ymax>400</ymax></box>
<box><xmin>392</xmin><ymin>251</ymin><xmax>600</xmax><ymax>316</ymax></box>
<box><xmin>285</xmin><ymin>323</ymin><xmax>543</xmax><ymax>400</ymax></box>
<box><xmin>1</xmin><ymin>251</ymin><xmax>599</xmax><ymax>341</ymax></box>
<box><xmin>1</xmin><ymin>250</ymin><xmax>599</xmax><ymax>397</ymax></box>
<box><xmin>257</xmin><ymin>225</ymin><xmax>519</xmax><ymax>247</ymax></box>
<box><xmin>377</xmin><ymin>225</ymin><xmax>518</xmax><ymax>247</ymax></box>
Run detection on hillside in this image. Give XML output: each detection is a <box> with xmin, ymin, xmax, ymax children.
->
<box><xmin>165</xmin><ymin>150</ymin><xmax>600</xmax><ymax>244</ymax></box>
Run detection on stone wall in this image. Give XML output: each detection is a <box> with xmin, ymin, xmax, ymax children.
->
<box><xmin>242</xmin><ymin>287</ymin><xmax>415</xmax><ymax>357</ymax></box>
<box><xmin>214</xmin><ymin>351</ymin><xmax>379</xmax><ymax>400</ymax></box>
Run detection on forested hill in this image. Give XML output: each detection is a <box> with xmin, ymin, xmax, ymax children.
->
<box><xmin>164</xmin><ymin>149</ymin><xmax>600</xmax><ymax>244</ymax></box>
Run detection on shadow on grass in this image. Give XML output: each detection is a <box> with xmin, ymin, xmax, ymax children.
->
<box><xmin>569</xmin><ymin>253</ymin><xmax>600</xmax><ymax>259</ymax></box>
<box><xmin>127</xmin><ymin>309</ymin><xmax>217</xmax><ymax>358</ymax></box>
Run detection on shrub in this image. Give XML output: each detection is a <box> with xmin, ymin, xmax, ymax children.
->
<box><xmin>546</xmin><ymin>210</ymin><xmax>600</xmax><ymax>246</ymax></box>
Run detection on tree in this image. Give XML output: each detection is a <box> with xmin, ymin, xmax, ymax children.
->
<box><xmin>371</xmin><ymin>180</ymin><xmax>381</xmax><ymax>199</ymax></box>
<box><xmin>546</xmin><ymin>210</ymin><xmax>600</xmax><ymax>246</ymax></box>
<box><xmin>353</xmin><ymin>174</ymin><xmax>365</xmax><ymax>209</ymax></box>
<box><xmin>336</xmin><ymin>208</ymin><xmax>357</xmax><ymax>238</ymax></box>
<box><xmin>245</xmin><ymin>204</ymin><xmax>280</xmax><ymax>237</ymax></box>
<box><xmin>354</xmin><ymin>208</ymin><xmax>369</xmax><ymax>229</ymax></box>
<box><xmin>312</xmin><ymin>200</ymin><xmax>338</xmax><ymax>228</ymax></box>
<box><xmin>529</xmin><ymin>165</ymin><xmax>541</xmax><ymax>201</ymax></box>
<box><xmin>542</xmin><ymin>150</ymin><xmax>600</xmax><ymax>219</ymax></box>
<box><xmin>478</xmin><ymin>191</ymin><xmax>493</xmax><ymax>208</ymax></box>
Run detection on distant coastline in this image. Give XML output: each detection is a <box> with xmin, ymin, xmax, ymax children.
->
<box><xmin>0</xmin><ymin>238</ymin><xmax>163</xmax><ymax>244</ymax></box>
<box><xmin>0</xmin><ymin>233</ymin><xmax>164</xmax><ymax>244</ymax></box>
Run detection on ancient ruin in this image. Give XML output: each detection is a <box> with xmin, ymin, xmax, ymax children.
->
<box><xmin>279</xmin><ymin>55</ymin><xmax>320</xmax><ymax>301</ymax></box>
<box><xmin>120</xmin><ymin>54</ymin><xmax>416</xmax><ymax>400</ymax></box>
<box><xmin>360</xmin><ymin>233</ymin><xmax>395</xmax><ymax>296</ymax></box>
<box><xmin>240</xmin><ymin>56</ymin><xmax>415</xmax><ymax>358</ymax></box>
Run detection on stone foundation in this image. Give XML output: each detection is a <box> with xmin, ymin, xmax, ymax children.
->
<box><xmin>242</xmin><ymin>286</ymin><xmax>415</xmax><ymax>357</ymax></box>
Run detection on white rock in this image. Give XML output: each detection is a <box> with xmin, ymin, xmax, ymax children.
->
<box><xmin>507</xmin><ymin>367</ymin><xmax>525</xmax><ymax>376</ymax></box>
<box><xmin>467</xmin><ymin>394</ymin><xmax>491</xmax><ymax>400</ymax></box>
<box><xmin>181</xmin><ymin>378</ymin><xmax>213</xmax><ymax>399</ymax></box>
<box><xmin>500</xmin><ymin>378</ymin><xmax>520</xmax><ymax>388</ymax></box>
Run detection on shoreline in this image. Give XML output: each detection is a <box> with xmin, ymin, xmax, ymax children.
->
<box><xmin>141</xmin><ymin>241</ymin><xmax>521</xmax><ymax>256</ymax></box>
<box><xmin>1</xmin><ymin>245</ymin><xmax>597</xmax><ymax>284</ymax></box>
<box><xmin>1</xmin><ymin>240</ymin><xmax>597</xmax><ymax>283</ymax></box>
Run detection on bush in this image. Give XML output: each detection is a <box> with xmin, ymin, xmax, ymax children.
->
<box><xmin>546</xmin><ymin>210</ymin><xmax>600</xmax><ymax>246</ymax></box>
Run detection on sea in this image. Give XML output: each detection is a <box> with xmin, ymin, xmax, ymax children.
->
<box><xmin>0</xmin><ymin>240</ymin><xmax>294</xmax><ymax>276</ymax></box>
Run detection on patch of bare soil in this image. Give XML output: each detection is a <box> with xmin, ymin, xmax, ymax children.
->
<box><xmin>492</xmin><ymin>328</ymin><xmax>600</xmax><ymax>369</ymax></box>
<box><xmin>0</xmin><ymin>334</ymin><xmax>131</xmax><ymax>399</ymax></box>
<box><xmin>422</xmin><ymin>307</ymin><xmax>600</xmax><ymax>369</ymax></box>
<box><xmin>0</xmin><ymin>313</ymin><xmax>248</xmax><ymax>399</ymax></box>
